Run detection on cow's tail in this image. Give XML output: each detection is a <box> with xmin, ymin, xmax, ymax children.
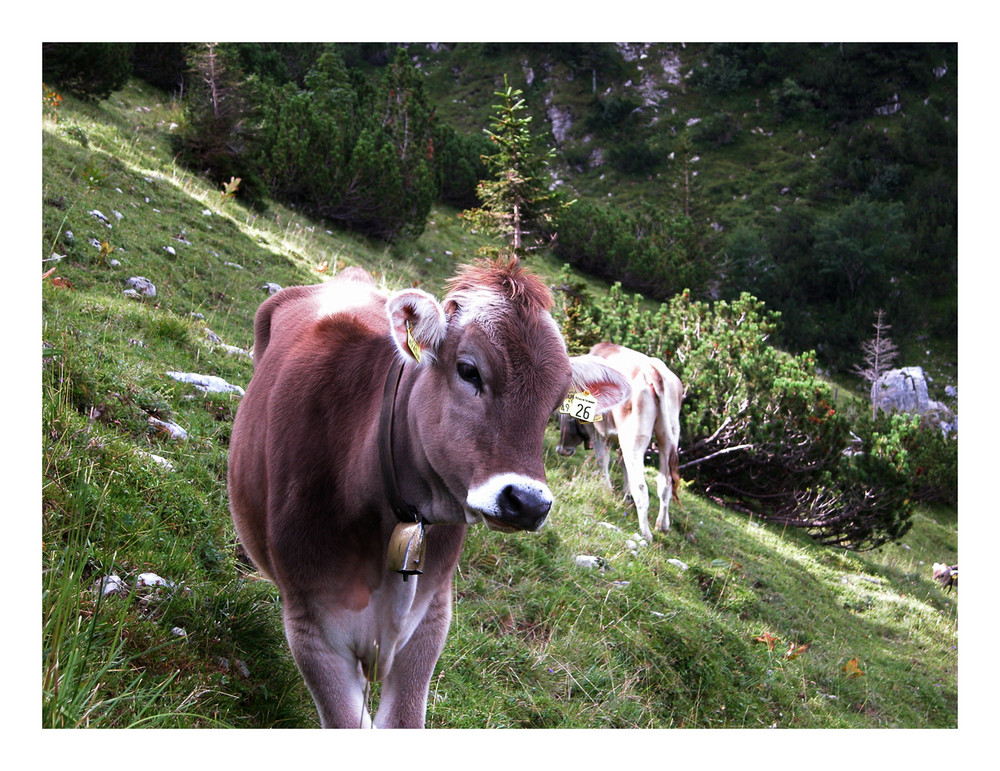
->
<box><xmin>669</xmin><ymin>445</ymin><xmax>682</xmax><ymax>506</ymax></box>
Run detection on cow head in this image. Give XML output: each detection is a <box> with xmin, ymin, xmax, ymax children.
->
<box><xmin>555</xmin><ymin>411</ymin><xmax>596</xmax><ymax>456</ymax></box>
<box><xmin>385</xmin><ymin>258</ymin><xmax>629</xmax><ymax>533</ymax></box>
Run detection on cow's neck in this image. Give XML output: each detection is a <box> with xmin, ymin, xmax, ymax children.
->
<box><xmin>378</xmin><ymin>356</ymin><xmax>423</xmax><ymax>526</ymax></box>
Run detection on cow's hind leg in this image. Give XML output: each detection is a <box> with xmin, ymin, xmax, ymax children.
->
<box><xmin>652</xmin><ymin>444</ymin><xmax>674</xmax><ymax>534</ymax></box>
<box><xmin>374</xmin><ymin>588</ymin><xmax>453</xmax><ymax>728</ymax></box>
<box><xmin>283</xmin><ymin>601</ymin><xmax>371</xmax><ymax>728</ymax></box>
<box><xmin>653</xmin><ymin>411</ymin><xmax>680</xmax><ymax>534</ymax></box>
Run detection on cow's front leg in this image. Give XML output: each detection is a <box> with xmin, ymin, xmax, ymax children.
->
<box><xmin>616</xmin><ymin>423</ymin><xmax>653</xmax><ymax>543</ymax></box>
<box><xmin>283</xmin><ymin>601</ymin><xmax>372</xmax><ymax>728</ymax></box>
<box><xmin>374</xmin><ymin>587</ymin><xmax>453</xmax><ymax>728</ymax></box>
<box><xmin>593</xmin><ymin>433</ymin><xmax>614</xmax><ymax>489</ymax></box>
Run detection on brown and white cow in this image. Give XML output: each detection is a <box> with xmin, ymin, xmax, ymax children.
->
<box><xmin>228</xmin><ymin>258</ymin><xmax>629</xmax><ymax>728</ymax></box>
<box><xmin>557</xmin><ymin>342</ymin><xmax>682</xmax><ymax>543</ymax></box>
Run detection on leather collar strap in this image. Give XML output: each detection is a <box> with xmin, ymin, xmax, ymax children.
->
<box><xmin>378</xmin><ymin>356</ymin><xmax>421</xmax><ymax>524</ymax></box>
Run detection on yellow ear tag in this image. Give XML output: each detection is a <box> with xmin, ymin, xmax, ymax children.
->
<box><xmin>559</xmin><ymin>391</ymin><xmax>601</xmax><ymax>423</ymax></box>
<box><xmin>405</xmin><ymin>321</ymin><xmax>422</xmax><ymax>363</ymax></box>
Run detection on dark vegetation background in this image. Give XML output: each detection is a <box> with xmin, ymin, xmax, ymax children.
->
<box><xmin>44</xmin><ymin>42</ymin><xmax>957</xmax><ymax>372</ymax></box>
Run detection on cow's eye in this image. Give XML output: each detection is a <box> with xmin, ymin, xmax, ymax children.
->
<box><xmin>456</xmin><ymin>360</ymin><xmax>482</xmax><ymax>390</ymax></box>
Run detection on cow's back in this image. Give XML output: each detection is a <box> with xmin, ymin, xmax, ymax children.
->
<box><xmin>228</xmin><ymin>271</ymin><xmax>388</xmax><ymax>582</ymax></box>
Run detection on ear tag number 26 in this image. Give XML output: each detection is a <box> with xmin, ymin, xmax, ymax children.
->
<box><xmin>560</xmin><ymin>391</ymin><xmax>602</xmax><ymax>423</ymax></box>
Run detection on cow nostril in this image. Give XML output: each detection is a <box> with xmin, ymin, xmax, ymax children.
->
<box><xmin>499</xmin><ymin>484</ymin><xmax>551</xmax><ymax>528</ymax></box>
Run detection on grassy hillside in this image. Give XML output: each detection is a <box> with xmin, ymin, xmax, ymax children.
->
<box><xmin>41</xmin><ymin>80</ymin><xmax>957</xmax><ymax>732</ymax></box>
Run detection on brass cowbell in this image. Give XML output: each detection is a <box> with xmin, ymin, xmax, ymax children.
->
<box><xmin>387</xmin><ymin>521</ymin><xmax>426</xmax><ymax>580</ymax></box>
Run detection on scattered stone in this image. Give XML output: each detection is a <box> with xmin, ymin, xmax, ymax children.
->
<box><xmin>125</xmin><ymin>276</ymin><xmax>156</xmax><ymax>297</ymax></box>
<box><xmin>575</xmin><ymin>555</ymin><xmax>606</xmax><ymax>570</ymax></box>
<box><xmin>137</xmin><ymin>450</ymin><xmax>175</xmax><ymax>471</ymax></box>
<box><xmin>166</xmin><ymin>371</ymin><xmax>245</xmax><ymax>395</ymax></box>
<box><xmin>148</xmin><ymin>416</ymin><xmax>189</xmax><ymax>440</ymax></box>
<box><xmin>137</xmin><ymin>572</ymin><xmax>174</xmax><ymax>589</ymax></box>
<box><xmin>263</xmin><ymin>282</ymin><xmax>282</xmax><ymax>294</ymax></box>
<box><xmin>95</xmin><ymin>574</ymin><xmax>127</xmax><ymax>597</ymax></box>
<box><xmin>87</xmin><ymin>209</ymin><xmax>111</xmax><ymax>227</ymax></box>
<box><xmin>666</xmin><ymin>558</ymin><xmax>689</xmax><ymax>571</ymax></box>
<box><xmin>218</xmin><ymin>343</ymin><xmax>252</xmax><ymax>359</ymax></box>
<box><xmin>164</xmin><ymin>245</ymin><xmax>176</xmax><ymax>256</ymax></box>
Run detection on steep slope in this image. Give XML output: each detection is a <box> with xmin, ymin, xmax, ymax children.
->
<box><xmin>41</xmin><ymin>77</ymin><xmax>957</xmax><ymax>731</ymax></box>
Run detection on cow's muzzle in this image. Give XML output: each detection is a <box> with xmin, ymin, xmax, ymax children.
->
<box><xmin>467</xmin><ymin>474</ymin><xmax>552</xmax><ymax>532</ymax></box>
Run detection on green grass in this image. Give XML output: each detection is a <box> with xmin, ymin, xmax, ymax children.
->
<box><xmin>40</xmin><ymin>79</ymin><xmax>957</xmax><ymax>731</ymax></box>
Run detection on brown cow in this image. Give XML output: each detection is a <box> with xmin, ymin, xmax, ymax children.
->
<box><xmin>557</xmin><ymin>342</ymin><xmax>682</xmax><ymax>543</ymax></box>
<box><xmin>228</xmin><ymin>257</ymin><xmax>630</xmax><ymax>728</ymax></box>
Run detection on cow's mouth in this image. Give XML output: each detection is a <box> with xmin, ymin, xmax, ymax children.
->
<box><xmin>482</xmin><ymin>514</ymin><xmax>521</xmax><ymax>533</ymax></box>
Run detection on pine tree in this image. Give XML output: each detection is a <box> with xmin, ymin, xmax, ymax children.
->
<box><xmin>462</xmin><ymin>76</ymin><xmax>566</xmax><ymax>258</ymax></box>
<box><xmin>853</xmin><ymin>309</ymin><xmax>900</xmax><ymax>418</ymax></box>
<box><xmin>177</xmin><ymin>43</ymin><xmax>256</xmax><ymax>194</ymax></box>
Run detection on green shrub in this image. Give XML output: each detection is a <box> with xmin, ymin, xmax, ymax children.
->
<box><xmin>554</xmin><ymin>201</ymin><xmax>709</xmax><ymax>298</ymax></box>
<box><xmin>607</xmin><ymin>139</ymin><xmax>663</xmax><ymax>175</ymax></box>
<box><xmin>433</xmin><ymin>124</ymin><xmax>493</xmax><ymax>208</ymax></box>
<box><xmin>688</xmin><ymin>52</ymin><xmax>748</xmax><ymax>95</ymax></box>
<box><xmin>770</xmin><ymin>78</ymin><xmax>817</xmax><ymax>121</ymax></box>
<box><xmin>42</xmin><ymin>43</ymin><xmax>134</xmax><ymax>100</ymax></box>
<box><xmin>251</xmin><ymin>48</ymin><xmax>438</xmax><ymax>240</ymax></box>
<box><xmin>692</xmin><ymin>111</ymin><xmax>741</xmax><ymax>148</ymax></box>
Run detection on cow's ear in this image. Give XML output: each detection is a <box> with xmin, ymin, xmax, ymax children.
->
<box><xmin>569</xmin><ymin>354</ymin><xmax>632</xmax><ymax>413</ymax></box>
<box><xmin>386</xmin><ymin>289</ymin><xmax>447</xmax><ymax>365</ymax></box>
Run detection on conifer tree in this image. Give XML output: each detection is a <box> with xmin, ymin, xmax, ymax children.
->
<box><xmin>462</xmin><ymin>76</ymin><xmax>566</xmax><ymax>258</ymax></box>
<box><xmin>177</xmin><ymin>43</ymin><xmax>257</xmax><ymax>195</ymax></box>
